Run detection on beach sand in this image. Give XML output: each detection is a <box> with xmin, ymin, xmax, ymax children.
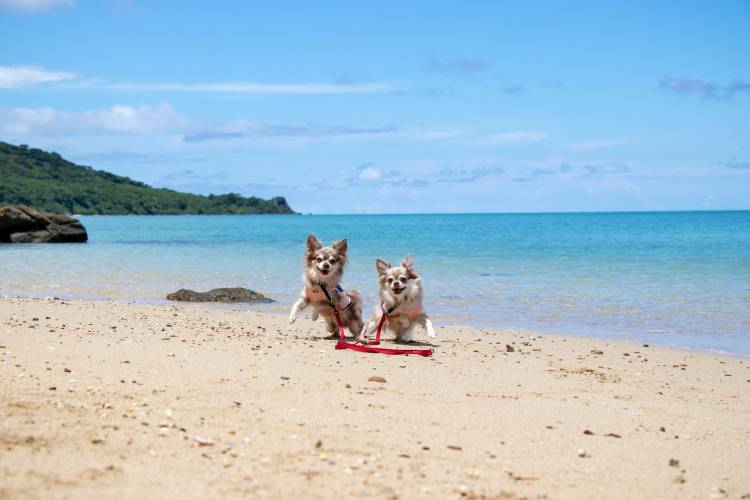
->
<box><xmin>1</xmin><ymin>295</ymin><xmax>748</xmax><ymax>499</ymax></box>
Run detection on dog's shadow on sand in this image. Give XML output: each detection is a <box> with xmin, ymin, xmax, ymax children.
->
<box><xmin>318</xmin><ymin>334</ymin><xmax>438</xmax><ymax>349</ymax></box>
<box><xmin>391</xmin><ymin>339</ymin><xmax>438</xmax><ymax>348</ymax></box>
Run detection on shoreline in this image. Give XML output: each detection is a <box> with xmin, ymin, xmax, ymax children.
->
<box><xmin>2</xmin><ymin>291</ymin><xmax>747</xmax><ymax>360</ymax></box>
<box><xmin>2</xmin><ymin>295</ymin><xmax>749</xmax><ymax>498</ymax></box>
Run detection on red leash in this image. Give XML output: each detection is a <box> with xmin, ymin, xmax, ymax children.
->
<box><xmin>333</xmin><ymin>309</ymin><xmax>433</xmax><ymax>357</ymax></box>
<box><xmin>317</xmin><ymin>282</ymin><xmax>432</xmax><ymax>356</ymax></box>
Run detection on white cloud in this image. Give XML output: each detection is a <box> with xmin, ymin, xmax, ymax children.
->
<box><xmin>0</xmin><ymin>103</ymin><xmax>193</xmax><ymax>136</ymax></box>
<box><xmin>0</xmin><ymin>103</ymin><xmax>455</xmax><ymax>146</ymax></box>
<box><xmin>86</xmin><ymin>81</ymin><xmax>397</xmax><ymax>95</ymax></box>
<box><xmin>357</xmin><ymin>165</ymin><xmax>382</xmax><ymax>181</ymax></box>
<box><xmin>477</xmin><ymin>131</ymin><xmax>547</xmax><ymax>145</ymax></box>
<box><xmin>0</xmin><ymin>65</ymin><xmax>75</xmax><ymax>88</ymax></box>
<box><xmin>564</xmin><ymin>139</ymin><xmax>626</xmax><ymax>151</ymax></box>
<box><xmin>0</xmin><ymin>103</ymin><xmax>395</xmax><ymax>141</ymax></box>
<box><xmin>0</xmin><ymin>63</ymin><xmax>397</xmax><ymax>95</ymax></box>
<box><xmin>0</xmin><ymin>0</ymin><xmax>74</xmax><ymax>11</ymax></box>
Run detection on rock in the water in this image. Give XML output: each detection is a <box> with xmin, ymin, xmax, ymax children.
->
<box><xmin>0</xmin><ymin>205</ymin><xmax>87</xmax><ymax>243</ymax></box>
<box><xmin>166</xmin><ymin>287</ymin><xmax>273</xmax><ymax>303</ymax></box>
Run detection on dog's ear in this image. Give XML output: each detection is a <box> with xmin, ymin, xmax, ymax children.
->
<box><xmin>306</xmin><ymin>235</ymin><xmax>322</xmax><ymax>251</ymax></box>
<box><xmin>401</xmin><ymin>254</ymin><xmax>414</xmax><ymax>268</ymax></box>
<box><xmin>332</xmin><ymin>238</ymin><xmax>348</xmax><ymax>255</ymax></box>
<box><xmin>376</xmin><ymin>259</ymin><xmax>391</xmax><ymax>276</ymax></box>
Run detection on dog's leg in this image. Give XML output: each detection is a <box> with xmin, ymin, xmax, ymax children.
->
<box><xmin>348</xmin><ymin>316</ymin><xmax>365</xmax><ymax>341</ymax></box>
<box><xmin>323</xmin><ymin>316</ymin><xmax>338</xmax><ymax>338</ymax></box>
<box><xmin>399</xmin><ymin>324</ymin><xmax>416</xmax><ymax>343</ymax></box>
<box><xmin>288</xmin><ymin>291</ymin><xmax>309</xmax><ymax>324</ymax></box>
<box><xmin>424</xmin><ymin>317</ymin><xmax>437</xmax><ymax>338</ymax></box>
<box><xmin>360</xmin><ymin>317</ymin><xmax>376</xmax><ymax>340</ymax></box>
<box><xmin>415</xmin><ymin>313</ymin><xmax>436</xmax><ymax>338</ymax></box>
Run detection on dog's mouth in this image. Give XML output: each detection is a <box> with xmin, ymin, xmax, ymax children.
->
<box><xmin>392</xmin><ymin>287</ymin><xmax>404</xmax><ymax>295</ymax></box>
<box><xmin>319</xmin><ymin>269</ymin><xmax>330</xmax><ymax>276</ymax></box>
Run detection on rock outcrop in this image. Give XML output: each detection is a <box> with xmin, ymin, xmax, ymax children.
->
<box><xmin>0</xmin><ymin>205</ymin><xmax>88</xmax><ymax>243</ymax></box>
<box><xmin>166</xmin><ymin>287</ymin><xmax>274</xmax><ymax>303</ymax></box>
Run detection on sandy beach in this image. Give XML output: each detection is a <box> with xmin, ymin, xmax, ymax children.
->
<box><xmin>1</xmin><ymin>295</ymin><xmax>748</xmax><ymax>499</ymax></box>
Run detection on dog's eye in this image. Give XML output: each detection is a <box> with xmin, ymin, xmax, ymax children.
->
<box><xmin>399</xmin><ymin>277</ymin><xmax>407</xmax><ymax>283</ymax></box>
<box><xmin>316</xmin><ymin>257</ymin><xmax>323</xmax><ymax>262</ymax></box>
<box><xmin>387</xmin><ymin>278</ymin><xmax>393</xmax><ymax>283</ymax></box>
<box><xmin>329</xmin><ymin>258</ymin><xmax>336</xmax><ymax>263</ymax></box>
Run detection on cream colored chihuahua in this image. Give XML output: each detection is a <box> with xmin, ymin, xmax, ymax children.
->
<box><xmin>362</xmin><ymin>255</ymin><xmax>436</xmax><ymax>342</ymax></box>
<box><xmin>288</xmin><ymin>235</ymin><xmax>364</xmax><ymax>338</ymax></box>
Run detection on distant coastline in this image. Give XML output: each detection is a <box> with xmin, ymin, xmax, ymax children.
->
<box><xmin>0</xmin><ymin>141</ymin><xmax>296</xmax><ymax>215</ymax></box>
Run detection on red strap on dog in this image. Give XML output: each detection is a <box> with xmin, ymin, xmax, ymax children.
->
<box><xmin>333</xmin><ymin>311</ymin><xmax>433</xmax><ymax>357</ymax></box>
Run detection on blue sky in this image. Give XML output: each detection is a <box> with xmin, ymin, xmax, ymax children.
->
<box><xmin>1</xmin><ymin>0</ymin><xmax>748</xmax><ymax>213</ymax></box>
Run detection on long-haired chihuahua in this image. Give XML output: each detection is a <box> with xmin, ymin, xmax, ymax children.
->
<box><xmin>289</xmin><ymin>235</ymin><xmax>364</xmax><ymax>338</ymax></box>
<box><xmin>361</xmin><ymin>255</ymin><xmax>436</xmax><ymax>342</ymax></box>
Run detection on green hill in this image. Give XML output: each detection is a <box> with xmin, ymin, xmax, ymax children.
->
<box><xmin>0</xmin><ymin>141</ymin><xmax>295</xmax><ymax>215</ymax></box>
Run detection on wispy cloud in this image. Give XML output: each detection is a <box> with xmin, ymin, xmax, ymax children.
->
<box><xmin>305</xmin><ymin>163</ymin><xmax>505</xmax><ymax>191</ymax></box>
<box><xmin>424</xmin><ymin>57</ymin><xmax>525</xmax><ymax>96</ymax></box>
<box><xmin>357</xmin><ymin>163</ymin><xmax>382</xmax><ymax>181</ymax></box>
<box><xmin>0</xmin><ymin>64</ymin><xmax>398</xmax><ymax>95</ymax></box>
<box><xmin>513</xmin><ymin>162</ymin><xmax>630</xmax><ymax>183</ymax></box>
<box><xmin>0</xmin><ymin>103</ymin><xmax>461</xmax><ymax>146</ymax></box>
<box><xmin>723</xmin><ymin>159</ymin><xmax>750</xmax><ymax>170</ymax></box>
<box><xmin>183</xmin><ymin>123</ymin><xmax>400</xmax><ymax>144</ymax></box>
<box><xmin>0</xmin><ymin>65</ymin><xmax>75</xmax><ymax>88</ymax></box>
<box><xmin>72</xmin><ymin>151</ymin><xmax>207</xmax><ymax>165</ymax></box>
<box><xmin>0</xmin><ymin>0</ymin><xmax>74</xmax><ymax>11</ymax></box>
<box><xmin>160</xmin><ymin>169</ymin><xmax>229</xmax><ymax>182</ymax></box>
<box><xmin>0</xmin><ymin>103</ymin><xmax>192</xmax><ymax>136</ymax></box>
<box><xmin>477</xmin><ymin>131</ymin><xmax>547</xmax><ymax>145</ymax></box>
<box><xmin>659</xmin><ymin>76</ymin><xmax>750</xmax><ymax>101</ymax></box>
<box><xmin>87</xmin><ymin>81</ymin><xmax>398</xmax><ymax>95</ymax></box>
<box><xmin>501</xmin><ymin>84</ymin><xmax>524</xmax><ymax>97</ymax></box>
<box><xmin>425</xmin><ymin>57</ymin><xmax>491</xmax><ymax>75</ymax></box>
<box><xmin>435</xmin><ymin>166</ymin><xmax>504</xmax><ymax>183</ymax></box>
<box><xmin>563</xmin><ymin>139</ymin><xmax>627</xmax><ymax>151</ymax></box>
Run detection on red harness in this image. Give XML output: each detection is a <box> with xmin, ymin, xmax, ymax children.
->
<box><xmin>318</xmin><ymin>284</ymin><xmax>433</xmax><ymax>357</ymax></box>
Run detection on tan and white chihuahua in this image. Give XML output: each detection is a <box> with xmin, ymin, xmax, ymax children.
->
<box><xmin>362</xmin><ymin>255</ymin><xmax>436</xmax><ymax>342</ymax></box>
<box><xmin>288</xmin><ymin>235</ymin><xmax>364</xmax><ymax>338</ymax></box>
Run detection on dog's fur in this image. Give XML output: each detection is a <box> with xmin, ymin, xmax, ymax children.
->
<box><xmin>362</xmin><ymin>255</ymin><xmax>436</xmax><ymax>342</ymax></box>
<box><xmin>288</xmin><ymin>235</ymin><xmax>364</xmax><ymax>338</ymax></box>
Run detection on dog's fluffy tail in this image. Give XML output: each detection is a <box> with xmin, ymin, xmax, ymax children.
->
<box><xmin>342</xmin><ymin>289</ymin><xmax>364</xmax><ymax>336</ymax></box>
<box><xmin>344</xmin><ymin>289</ymin><xmax>363</xmax><ymax>315</ymax></box>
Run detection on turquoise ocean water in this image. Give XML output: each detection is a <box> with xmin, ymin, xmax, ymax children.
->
<box><xmin>1</xmin><ymin>212</ymin><xmax>748</xmax><ymax>354</ymax></box>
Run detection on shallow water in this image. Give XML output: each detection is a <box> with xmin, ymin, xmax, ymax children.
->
<box><xmin>2</xmin><ymin>212</ymin><xmax>749</xmax><ymax>354</ymax></box>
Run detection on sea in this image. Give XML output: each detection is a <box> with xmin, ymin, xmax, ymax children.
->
<box><xmin>1</xmin><ymin>211</ymin><xmax>749</xmax><ymax>355</ymax></box>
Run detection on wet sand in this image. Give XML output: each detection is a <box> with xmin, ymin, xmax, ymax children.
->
<box><xmin>1</xmin><ymin>295</ymin><xmax>749</xmax><ymax>499</ymax></box>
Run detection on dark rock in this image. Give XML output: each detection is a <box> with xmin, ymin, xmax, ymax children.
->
<box><xmin>166</xmin><ymin>287</ymin><xmax>273</xmax><ymax>303</ymax></box>
<box><xmin>0</xmin><ymin>205</ymin><xmax>87</xmax><ymax>243</ymax></box>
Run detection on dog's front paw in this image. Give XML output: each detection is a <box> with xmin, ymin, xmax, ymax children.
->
<box><xmin>288</xmin><ymin>314</ymin><xmax>297</xmax><ymax>324</ymax></box>
<box><xmin>425</xmin><ymin>320</ymin><xmax>437</xmax><ymax>338</ymax></box>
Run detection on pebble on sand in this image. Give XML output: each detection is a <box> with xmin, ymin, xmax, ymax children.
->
<box><xmin>195</xmin><ymin>436</ymin><xmax>214</xmax><ymax>446</ymax></box>
<box><xmin>368</xmin><ymin>376</ymin><xmax>387</xmax><ymax>383</ymax></box>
